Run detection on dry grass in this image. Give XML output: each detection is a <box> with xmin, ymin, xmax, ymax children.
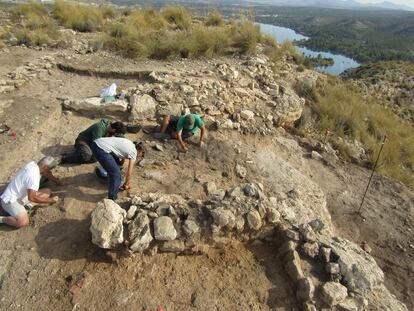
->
<box><xmin>161</xmin><ymin>5</ymin><xmax>192</xmax><ymax>30</ymax></box>
<box><xmin>305</xmin><ymin>78</ymin><xmax>414</xmax><ymax>187</ymax></box>
<box><xmin>10</xmin><ymin>1</ymin><xmax>60</xmax><ymax>46</ymax></box>
<box><xmin>205</xmin><ymin>9</ymin><xmax>224</xmax><ymax>27</ymax></box>
<box><xmin>53</xmin><ymin>1</ymin><xmax>117</xmax><ymax>32</ymax></box>
<box><xmin>102</xmin><ymin>7</ymin><xmax>266</xmax><ymax>59</ymax></box>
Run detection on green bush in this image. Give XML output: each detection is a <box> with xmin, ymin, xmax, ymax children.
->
<box><xmin>306</xmin><ymin>78</ymin><xmax>414</xmax><ymax>187</ymax></box>
<box><xmin>205</xmin><ymin>10</ymin><xmax>224</xmax><ymax>27</ymax></box>
<box><xmin>229</xmin><ymin>20</ymin><xmax>261</xmax><ymax>53</ymax></box>
<box><xmin>129</xmin><ymin>8</ymin><xmax>166</xmax><ymax>30</ymax></box>
<box><xmin>53</xmin><ymin>1</ymin><xmax>105</xmax><ymax>32</ymax></box>
<box><xmin>295</xmin><ymin>81</ymin><xmax>318</xmax><ymax>103</ymax></box>
<box><xmin>162</xmin><ymin>5</ymin><xmax>192</xmax><ymax>30</ymax></box>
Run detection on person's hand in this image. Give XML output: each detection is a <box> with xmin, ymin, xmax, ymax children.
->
<box><xmin>51</xmin><ymin>196</ymin><xmax>59</xmax><ymax>203</ymax></box>
<box><xmin>180</xmin><ymin>145</ymin><xmax>188</xmax><ymax>153</ymax></box>
<box><xmin>199</xmin><ymin>141</ymin><xmax>205</xmax><ymax>148</ymax></box>
<box><xmin>120</xmin><ymin>183</ymin><xmax>132</xmax><ymax>191</ymax></box>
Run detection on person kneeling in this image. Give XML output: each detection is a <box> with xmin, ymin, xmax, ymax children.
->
<box><xmin>0</xmin><ymin>157</ymin><xmax>60</xmax><ymax>228</ymax></box>
<box><xmin>62</xmin><ymin>119</ymin><xmax>127</xmax><ymax>164</ymax></box>
<box><xmin>160</xmin><ymin>114</ymin><xmax>206</xmax><ymax>152</ymax></box>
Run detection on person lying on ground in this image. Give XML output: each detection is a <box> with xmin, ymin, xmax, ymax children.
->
<box><xmin>160</xmin><ymin>114</ymin><xmax>206</xmax><ymax>152</ymax></box>
<box><xmin>62</xmin><ymin>119</ymin><xmax>127</xmax><ymax>164</ymax></box>
<box><xmin>91</xmin><ymin>137</ymin><xmax>145</xmax><ymax>200</ymax></box>
<box><xmin>0</xmin><ymin>156</ymin><xmax>60</xmax><ymax>228</ymax></box>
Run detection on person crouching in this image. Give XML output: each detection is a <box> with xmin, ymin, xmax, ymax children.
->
<box><xmin>91</xmin><ymin>137</ymin><xmax>144</xmax><ymax>200</ymax></box>
<box><xmin>0</xmin><ymin>157</ymin><xmax>60</xmax><ymax>228</ymax></box>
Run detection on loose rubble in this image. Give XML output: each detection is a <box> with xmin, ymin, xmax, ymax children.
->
<box><xmin>89</xmin><ymin>175</ymin><xmax>408</xmax><ymax>310</ymax></box>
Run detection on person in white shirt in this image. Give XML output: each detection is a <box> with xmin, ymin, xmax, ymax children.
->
<box><xmin>0</xmin><ymin>157</ymin><xmax>60</xmax><ymax>228</ymax></box>
<box><xmin>91</xmin><ymin>137</ymin><xmax>144</xmax><ymax>200</ymax></box>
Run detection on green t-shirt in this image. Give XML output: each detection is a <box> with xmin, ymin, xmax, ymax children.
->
<box><xmin>176</xmin><ymin>114</ymin><xmax>204</xmax><ymax>134</ymax></box>
<box><xmin>76</xmin><ymin>118</ymin><xmax>112</xmax><ymax>145</ymax></box>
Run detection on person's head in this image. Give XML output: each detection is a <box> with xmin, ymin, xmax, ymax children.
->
<box><xmin>134</xmin><ymin>141</ymin><xmax>146</xmax><ymax>160</ymax></box>
<box><xmin>108</xmin><ymin>122</ymin><xmax>127</xmax><ymax>136</ymax></box>
<box><xmin>38</xmin><ymin>156</ymin><xmax>56</xmax><ymax>175</ymax></box>
<box><xmin>184</xmin><ymin>114</ymin><xmax>195</xmax><ymax>130</ymax></box>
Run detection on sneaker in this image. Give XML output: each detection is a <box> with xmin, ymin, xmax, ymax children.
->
<box><xmin>24</xmin><ymin>203</ymin><xmax>34</xmax><ymax>210</ymax></box>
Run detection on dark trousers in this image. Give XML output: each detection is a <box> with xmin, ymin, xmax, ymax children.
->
<box><xmin>91</xmin><ymin>142</ymin><xmax>122</xmax><ymax>200</ymax></box>
<box><xmin>63</xmin><ymin>142</ymin><xmax>96</xmax><ymax>164</ymax></box>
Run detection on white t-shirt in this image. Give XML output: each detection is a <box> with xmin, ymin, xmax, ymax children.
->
<box><xmin>94</xmin><ymin>137</ymin><xmax>137</xmax><ymax>160</ymax></box>
<box><xmin>0</xmin><ymin>161</ymin><xmax>40</xmax><ymax>204</ymax></box>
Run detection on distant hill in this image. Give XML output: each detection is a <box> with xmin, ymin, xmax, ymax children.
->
<box><xmin>342</xmin><ymin>61</ymin><xmax>414</xmax><ymax>124</ymax></box>
<box><xmin>108</xmin><ymin>0</ymin><xmax>414</xmax><ymax>11</ymax></box>
<box><xmin>255</xmin><ymin>6</ymin><xmax>414</xmax><ymax>63</ymax></box>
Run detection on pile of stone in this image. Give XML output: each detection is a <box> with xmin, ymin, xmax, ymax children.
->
<box><xmin>90</xmin><ymin>182</ymin><xmax>282</xmax><ymax>255</ymax></box>
<box><xmin>89</xmin><ymin>178</ymin><xmax>407</xmax><ymax>310</ymax></box>
<box><xmin>59</xmin><ymin>53</ymin><xmax>312</xmax><ymax>134</ymax></box>
<box><xmin>0</xmin><ymin>55</ymin><xmax>56</xmax><ymax>94</ymax></box>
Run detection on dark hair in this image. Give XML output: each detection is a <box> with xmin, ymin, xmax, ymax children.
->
<box><xmin>111</xmin><ymin>122</ymin><xmax>127</xmax><ymax>134</ymax></box>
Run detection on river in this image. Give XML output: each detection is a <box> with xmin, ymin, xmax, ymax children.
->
<box><xmin>258</xmin><ymin>23</ymin><xmax>360</xmax><ymax>75</ymax></box>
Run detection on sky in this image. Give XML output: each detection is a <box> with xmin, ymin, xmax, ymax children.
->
<box><xmin>356</xmin><ymin>0</ymin><xmax>414</xmax><ymax>9</ymax></box>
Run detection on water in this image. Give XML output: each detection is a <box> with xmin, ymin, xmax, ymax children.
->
<box><xmin>258</xmin><ymin>23</ymin><xmax>360</xmax><ymax>75</ymax></box>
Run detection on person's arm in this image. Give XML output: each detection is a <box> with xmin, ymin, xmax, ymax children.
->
<box><xmin>176</xmin><ymin>131</ymin><xmax>188</xmax><ymax>152</ymax></box>
<box><xmin>199</xmin><ymin>126</ymin><xmax>206</xmax><ymax>147</ymax></box>
<box><xmin>121</xmin><ymin>159</ymin><xmax>136</xmax><ymax>190</ymax></box>
<box><xmin>27</xmin><ymin>189</ymin><xmax>58</xmax><ymax>204</ymax></box>
<box><xmin>42</xmin><ymin>169</ymin><xmax>62</xmax><ymax>186</ymax></box>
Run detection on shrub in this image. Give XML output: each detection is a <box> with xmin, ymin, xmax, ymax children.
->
<box><xmin>13</xmin><ymin>1</ymin><xmax>54</xmax><ymax>30</ymax></box>
<box><xmin>129</xmin><ymin>8</ymin><xmax>166</xmax><ymax>30</ymax></box>
<box><xmin>100</xmin><ymin>5</ymin><xmax>118</xmax><ymax>19</ymax></box>
<box><xmin>295</xmin><ymin>81</ymin><xmax>318</xmax><ymax>103</ymax></box>
<box><xmin>162</xmin><ymin>5</ymin><xmax>192</xmax><ymax>30</ymax></box>
<box><xmin>305</xmin><ymin>78</ymin><xmax>414</xmax><ymax>187</ymax></box>
<box><xmin>53</xmin><ymin>1</ymin><xmax>105</xmax><ymax>32</ymax></box>
<box><xmin>15</xmin><ymin>27</ymin><xmax>55</xmax><ymax>46</ymax></box>
<box><xmin>230</xmin><ymin>20</ymin><xmax>261</xmax><ymax>53</ymax></box>
<box><xmin>205</xmin><ymin>10</ymin><xmax>224</xmax><ymax>27</ymax></box>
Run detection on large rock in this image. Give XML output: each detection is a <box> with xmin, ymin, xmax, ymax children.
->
<box><xmin>157</xmin><ymin>103</ymin><xmax>183</xmax><ymax>116</ymax></box>
<box><xmin>246</xmin><ymin>210</ymin><xmax>262</xmax><ymax>230</ymax></box>
<box><xmin>128</xmin><ymin>212</ymin><xmax>153</xmax><ymax>252</ymax></box>
<box><xmin>182</xmin><ymin>220</ymin><xmax>200</xmax><ymax>236</ymax></box>
<box><xmin>272</xmin><ymin>88</ymin><xmax>305</xmax><ymax>127</ymax></box>
<box><xmin>90</xmin><ymin>199</ymin><xmax>126</xmax><ymax>249</ymax></box>
<box><xmin>153</xmin><ymin>216</ymin><xmax>177</xmax><ymax>241</ymax></box>
<box><xmin>129</xmin><ymin>94</ymin><xmax>157</xmax><ymax>120</ymax></box>
<box><xmin>296</xmin><ymin>277</ymin><xmax>315</xmax><ymax>301</ymax></box>
<box><xmin>318</xmin><ymin>236</ymin><xmax>384</xmax><ymax>295</ymax></box>
<box><xmin>320</xmin><ymin>282</ymin><xmax>348</xmax><ymax>307</ymax></box>
<box><xmin>63</xmin><ymin>97</ymin><xmax>128</xmax><ymax>114</ymax></box>
<box><xmin>210</xmin><ymin>208</ymin><xmax>236</xmax><ymax>229</ymax></box>
<box><xmin>254</xmin><ymin>149</ymin><xmax>333</xmax><ymax>234</ymax></box>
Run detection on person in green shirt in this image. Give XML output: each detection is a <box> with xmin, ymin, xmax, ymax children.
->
<box><xmin>160</xmin><ymin>114</ymin><xmax>206</xmax><ymax>152</ymax></box>
<box><xmin>62</xmin><ymin>119</ymin><xmax>127</xmax><ymax>164</ymax></box>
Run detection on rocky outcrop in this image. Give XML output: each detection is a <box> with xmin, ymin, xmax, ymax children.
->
<box><xmin>62</xmin><ymin>97</ymin><xmax>128</xmax><ymax>115</ymax></box>
<box><xmin>129</xmin><ymin>94</ymin><xmax>157</xmax><ymax>121</ymax></box>
<box><xmin>90</xmin><ymin>199</ymin><xmax>126</xmax><ymax>249</ymax></box>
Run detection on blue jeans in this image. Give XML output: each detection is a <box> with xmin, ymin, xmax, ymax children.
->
<box><xmin>91</xmin><ymin>142</ymin><xmax>122</xmax><ymax>200</ymax></box>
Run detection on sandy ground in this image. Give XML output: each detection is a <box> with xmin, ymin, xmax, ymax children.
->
<box><xmin>0</xmin><ymin>47</ymin><xmax>413</xmax><ymax>310</ymax></box>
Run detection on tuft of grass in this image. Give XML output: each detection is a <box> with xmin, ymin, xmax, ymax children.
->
<box><xmin>205</xmin><ymin>9</ymin><xmax>224</xmax><ymax>27</ymax></box>
<box><xmin>229</xmin><ymin>19</ymin><xmax>261</xmax><ymax>53</ymax></box>
<box><xmin>295</xmin><ymin>81</ymin><xmax>318</xmax><ymax>103</ymax></box>
<box><xmin>53</xmin><ymin>1</ymin><xmax>107</xmax><ymax>32</ymax></box>
<box><xmin>162</xmin><ymin>5</ymin><xmax>192</xmax><ymax>30</ymax></box>
<box><xmin>9</xmin><ymin>1</ymin><xmax>60</xmax><ymax>47</ymax></box>
<box><xmin>128</xmin><ymin>8</ymin><xmax>166</xmax><ymax>30</ymax></box>
<box><xmin>305</xmin><ymin>78</ymin><xmax>414</xmax><ymax>187</ymax></box>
